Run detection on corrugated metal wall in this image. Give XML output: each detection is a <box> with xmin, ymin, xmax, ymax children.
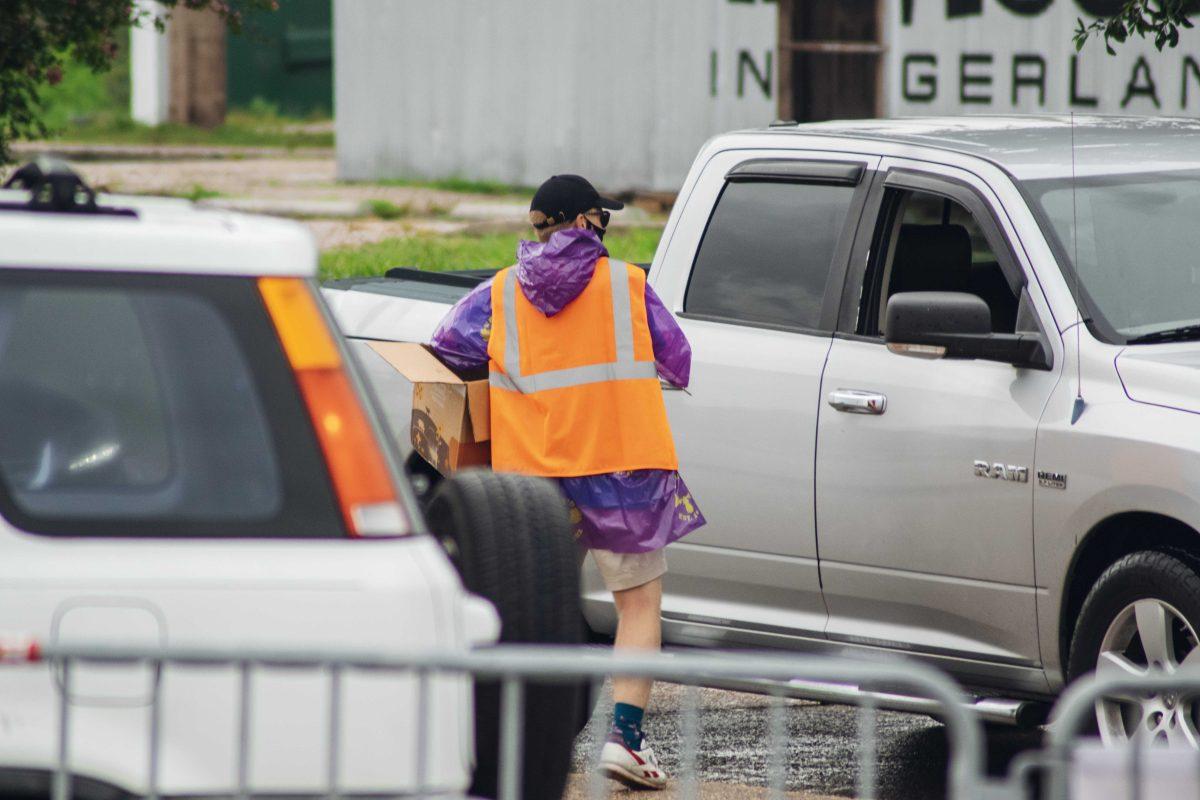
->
<box><xmin>334</xmin><ymin>0</ymin><xmax>777</xmax><ymax>192</ymax></box>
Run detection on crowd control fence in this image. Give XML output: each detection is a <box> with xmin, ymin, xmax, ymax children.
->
<box><xmin>994</xmin><ymin>666</ymin><xmax>1200</xmax><ymax>800</ymax></box>
<box><xmin>26</xmin><ymin>642</ymin><xmax>1004</xmax><ymax>800</ymax></box>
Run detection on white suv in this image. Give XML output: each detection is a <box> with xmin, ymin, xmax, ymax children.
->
<box><xmin>0</xmin><ymin>160</ymin><xmax>581</xmax><ymax>799</ymax></box>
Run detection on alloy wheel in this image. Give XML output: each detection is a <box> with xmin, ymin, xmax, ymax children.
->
<box><xmin>1095</xmin><ymin>598</ymin><xmax>1200</xmax><ymax>747</ymax></box>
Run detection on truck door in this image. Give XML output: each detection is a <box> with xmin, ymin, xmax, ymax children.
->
<box><xmin>623</xmin><ymin>150</ymin><xmax>877</xmax><ymax>646</ymax></box>
<box><xmin>815</xmin><ymin>160</ymin><xmax>1060</xmax><ymax>689</ymax></box>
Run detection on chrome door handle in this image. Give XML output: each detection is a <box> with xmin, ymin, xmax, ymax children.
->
<box><xmin>827</xmin><ymin>389</ymin><xmax>887</xmax><ymax>415</ymax></box>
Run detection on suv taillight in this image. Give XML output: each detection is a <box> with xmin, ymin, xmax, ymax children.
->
<box><xmin>258</xmin><ymin>277</ymin><xmax>406</xmax><ymax>537</ymax></box>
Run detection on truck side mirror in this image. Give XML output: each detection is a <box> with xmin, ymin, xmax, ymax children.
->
<box><xmin>885</xmin><ymin>291</ymin><xmax>1051</xmax><ymax>370</ymax></box>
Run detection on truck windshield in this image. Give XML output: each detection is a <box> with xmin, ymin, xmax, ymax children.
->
<box><xmin>1025</xmin><ymin>170</ymin><xmax>1200</xmax><ymax>344</ymax></box>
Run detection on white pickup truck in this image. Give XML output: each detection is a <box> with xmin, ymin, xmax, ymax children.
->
<box><xmin>328</xmin><ymin>116</ymin><xmax>1200</xmax><ymax>748</ymax></box>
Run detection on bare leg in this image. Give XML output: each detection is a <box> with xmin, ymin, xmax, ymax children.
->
<box><xmin>611</xmin><ymin>577</ymin><xmax>663</xmax><ymax>709</ymax></box>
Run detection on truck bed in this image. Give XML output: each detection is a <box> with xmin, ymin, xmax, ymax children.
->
<box><xmin>322</xmin><ymin>267</ymin><xmax>498</xmax><ymax>345</ymax></box>
<box><xmin>324</xmin><ymin>267</ymin><xmax>498</xmax><ymax>306</ymax></box>
<box><xmin>322</xmin><ymin>264</ymin><xmax>648</xmax><ymax>343</ymax></box>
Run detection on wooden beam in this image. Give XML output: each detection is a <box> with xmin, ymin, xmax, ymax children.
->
<box><xmin>781</xmin><ymin>41</ymin><xmax>886</xmax><ymax>55</ymax></box>
<box><xmin>168</xmin><ymin>5</ymin><xmax>227</xmax><ymax>128</ymax></box>
<box><xmin>777</xmin><ymin>0</ymin><xmax>794</xmax><ymax>121</ymax></box>
<box><xmin>875</xmin><ymin>0</ymin><xmax>885</xmax><ymax>117</ymax></box>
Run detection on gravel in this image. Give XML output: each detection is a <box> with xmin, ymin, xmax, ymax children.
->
<box><xmin>53</xmin><ymin>158</ymin><xmax>663</xmax><ymax>252</ymax></box>
<box><xmin>72</xmin><ymin>157</ymin><xmax>483</xmax><ymax>212</ymax></box>
<box><xmin>569</xmin><ymin>680</ymin><xmax>1043</xmax><ymax>799</ymax></box>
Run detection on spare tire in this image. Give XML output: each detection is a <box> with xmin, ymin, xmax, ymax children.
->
<box><xmin>424</xmin><ymin>469</ymin><xmax>584</xmax><ymax>800</ymax></box>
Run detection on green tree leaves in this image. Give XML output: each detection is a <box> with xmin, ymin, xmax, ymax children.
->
<box><xmin>1075</xmin><ymin>0</ymin><xmax>1195</xmax><ymax>55</ymax></box>
<box><xmin>0</xmin><ymin>1</ymin><xmax>276</xmax><ymax>164</ymax></box>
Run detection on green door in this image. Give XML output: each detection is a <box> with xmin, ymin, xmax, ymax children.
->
<box><xmin>227</xmin><ymin>0</ymin><xmax>332</xmax><ymax>116</ymax></box>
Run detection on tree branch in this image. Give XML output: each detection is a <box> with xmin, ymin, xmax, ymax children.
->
<box><xmin>0</xmin><ymin>0</ymin><xmax>278</xmax><ymax>165</ymax></box>
<box><xmin>1074</xmin><ymin>0</ymin><xmax>1195</xmax><ymax>55</ymax></box>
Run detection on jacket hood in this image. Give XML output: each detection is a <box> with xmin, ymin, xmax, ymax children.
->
<box><xmin>515</xmin><ymin>228</ymin><xmax>608</xmax><ymax>316</ymax></box>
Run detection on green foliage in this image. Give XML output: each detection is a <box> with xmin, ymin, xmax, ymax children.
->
<box><xmin>182</xmin><ymin>184</ymin><xmax>222</xmax><ymax>201</ymax></box>
<box><xmin>1075</xmin><ymin>0</ymin><xmax>1195</xmax><ymax>54</ymax></box>
<box><xmin>365</xmin><ymin>177</ymin><xmax>536</xmax><ymax>198</ymax></box>
<box><xmin>26</xmin><ymin>52</ymin><xmax>330</xmax><ymax>150</ymax></box>
<box><xmin>46</xmin><ymin>108</ymin><xmax>334</xmax><ymax>149</ymax></box>
<box><xmin>37</xmin><ymin>43</ymin><xmax>130</xmax><ymax>131</ymax></box>
<box><xmin>0</xmin><ymin>1</ymin><xmax>278</xmax><ymax>164</ymax></box>
<box><xmin>367</xmin><ymin>199</ymin><xmax>411</xmax><ymax>220</ymax></box>
<box><xmin>319</xmin><ymin>228</ymin><xmax>664</xmax><ymax>281</ymax></box>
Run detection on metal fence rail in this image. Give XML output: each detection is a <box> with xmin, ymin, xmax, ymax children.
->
<box><xmin>996</xmin><ymin>666</ymin><xmax>1200</xmax><ymax>800</ymax></box>
<box><xmin>33</xmin><ymin>642</ymin><xmax>994</xmax><ymax>800</ymax></box>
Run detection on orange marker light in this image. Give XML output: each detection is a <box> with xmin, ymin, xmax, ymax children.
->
<box><xmin>258</xmin><ymin>277</ymin><xmax>341</xmax><ymax>370</ymax></box>
<box><xmin>259</xmin><ymin>278</ymin><xmax>406</xmax><ymax>537</ymax></box>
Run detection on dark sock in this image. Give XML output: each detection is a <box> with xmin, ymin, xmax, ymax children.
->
<box><xmin>610</xmin><ymin>702</ymin><xmax>645</xmax><ymax>750</ymax></box>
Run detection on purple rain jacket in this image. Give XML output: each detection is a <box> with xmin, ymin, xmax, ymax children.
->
<box><xmin>429</xmin><ymin>228</ymin><xmax>705</xmax><ymax>554</ymax></box>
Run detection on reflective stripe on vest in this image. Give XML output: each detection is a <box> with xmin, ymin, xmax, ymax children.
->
<box><xmin>490</xmin><ymin>259</ymin><xmax>658</xmax><ymax>393</ymax></box>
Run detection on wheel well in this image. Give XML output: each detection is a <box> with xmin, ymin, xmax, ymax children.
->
<box><xmin>404</xmin><ymin>450</ymin><xmax>443</xmax><ymax>504</ymax></box>
<box><xmin>0</xmin><ymin>767</ymin><xmax>132</xmax><ymax>800</ymax></box>
<box><xmin>1060</xmin><ymin>512</ymin><xmax>1200</xmax><ymax>670</ymax></box>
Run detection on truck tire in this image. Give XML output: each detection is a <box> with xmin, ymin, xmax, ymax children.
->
<box><xmin>506</xmin><ymin>473</ymin><xmax>598</xmax><ymax>748</ymax></box>
<box><xmin>1067</xmin><ymin>550</ymin><xmax>1200</xmax><ymax>747</ymax></box>
<box><xmin>424</xmin><ymin>470</ymin><xmax>583</xmax><ymax>800</ymax></box>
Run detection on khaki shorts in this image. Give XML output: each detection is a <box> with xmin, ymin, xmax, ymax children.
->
<box><xmin>578</xmin><ymin>546</ymin><xmax>667</xmax><ymax>593</ymax></box>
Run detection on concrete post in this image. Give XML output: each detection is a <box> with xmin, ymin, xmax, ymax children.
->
<box><xmin>129</xmin><ymin>0</ymin><xmax>170</xmax><ymax>126</ymax></box>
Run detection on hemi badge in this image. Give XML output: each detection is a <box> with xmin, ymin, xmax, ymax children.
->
<box><xmin>1038</xmin><ymin>471</ymin><xmax>1068</xmax><ymax>490</ymax></box>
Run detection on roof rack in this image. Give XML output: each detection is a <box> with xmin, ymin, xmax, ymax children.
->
<box><xmin>1</xmin><ymin>157</ymin><xmax>135</xmax><ymax>216</ymax></box>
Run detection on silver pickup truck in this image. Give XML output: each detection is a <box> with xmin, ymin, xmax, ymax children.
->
<box><xmin>326</xmin><ymin>116</ymin><xmax>1200</xmax><ymax>746</ymax></box>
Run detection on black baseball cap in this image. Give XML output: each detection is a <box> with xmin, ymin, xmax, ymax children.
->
<box><xmin>530</xmin><ymin>174</ymin><xmax>624</xmax><ymax>229</ymax></box>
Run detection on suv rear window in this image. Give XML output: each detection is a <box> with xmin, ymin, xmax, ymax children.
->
<box><xmin>0</xmin><ymin>270</ymin><xmax>343</xmax><ymax>538</ymax></box>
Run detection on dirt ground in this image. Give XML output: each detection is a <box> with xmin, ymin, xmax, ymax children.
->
<box><xmin>72</xmin><ymin>158</ymin><xmax>485</xmax><ymax>211</ymax></box>
<box><xmin>562</xmin><ymin>773</ymin><xmax>839</xmax><ymax>799</ymax></box>
<box><xmin>566</xmin><ymin>680</ymin><xmax>1043</xmax><ymax>800</ymax></box>
<box><xmin>49</xmin><ymin>156</ymin><xmax>658</xmax><ymax>251</ymax></box>
<box><xmin>62</xmin><ymin>157</ymin><xmax>524</xmax><ymax>250</ymax></box>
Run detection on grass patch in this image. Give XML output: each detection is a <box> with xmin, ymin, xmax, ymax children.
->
<box><xmin>41</xmin><ymin>109</ymin><xmax>334</xmax><ymax>150</ymax></box>
<box><xmin>181</xmin><ymin>184</ymin><xmax>222</xmax><ymax>201</ymax></box>
<box><xmin>32</xmin><ymin>51</ymin><xmax>333</xmax><ymax>150</ymax></box>
<box><xmin>319</xmin><ymin>227</ymin><xmax>663</xmax><ymax>281</ymax></box>
<box><xmin>367</xmin><ymin>199</ymin><xmax>411</xmax><ymax>220</ymax></box>
<box><xmin>361</xmin><ymin>177</ymin><xmax>535</xmax><ymax>197</ymax></box>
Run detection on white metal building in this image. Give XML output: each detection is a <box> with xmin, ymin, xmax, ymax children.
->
<box><xmin>334</xmin><ymin>0</ymin><xmax>777</xmax><ymax>192</ymax></box>
<box><xmin>334</xmin><ymin>0</ymin><xmax>1200</xmax><ymax>192</ymax></box>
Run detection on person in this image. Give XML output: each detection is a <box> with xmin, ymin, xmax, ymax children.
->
<box><xmin>430</xmin><ymin>174</ymin><xmax>704</xmax><ymax>790</ymax></box>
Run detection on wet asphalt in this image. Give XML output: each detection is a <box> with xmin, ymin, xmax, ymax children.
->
<box><xmin>569</xmin><ymin>680</ymin><xmax>1045</xmax><ymax>799</ymax></box>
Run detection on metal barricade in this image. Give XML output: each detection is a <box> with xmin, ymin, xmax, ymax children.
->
<box><xmin>34</xmin><ymin>643</ymin><xmax>994</xmax><ymax>800</ymax></box>
<box><xmin>996</xmin><ymin>667</ymin><xmax>1200</xmax><ymax>800</ymax></box>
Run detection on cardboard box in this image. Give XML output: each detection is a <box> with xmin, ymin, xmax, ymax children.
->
<box><xmin>366</xmin><ymin>342</ymin><xmax>490</xmax><ymax>475</ymax></box>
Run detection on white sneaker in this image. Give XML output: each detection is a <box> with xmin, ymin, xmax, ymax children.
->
<box><xmin>598</xmin><ymin>739</ymin><xmax>669</xmax><ymax>790</ymax></box>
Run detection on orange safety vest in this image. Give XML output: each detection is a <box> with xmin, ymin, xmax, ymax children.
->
<box><xmin>487</xmin><ymin>257</ymin><xmax>679</xmax><ymax>477</ymax></box>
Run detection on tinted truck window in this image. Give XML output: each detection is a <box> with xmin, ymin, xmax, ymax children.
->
<box><xmin>0</xmin><ymin>271</ymin><xmax>342</xmax><ymax>538</ymax></box>
<box><xmin>685</xmin><ymin>181</ymin><xmax>854</xmax><ymax>330</ymax></box>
